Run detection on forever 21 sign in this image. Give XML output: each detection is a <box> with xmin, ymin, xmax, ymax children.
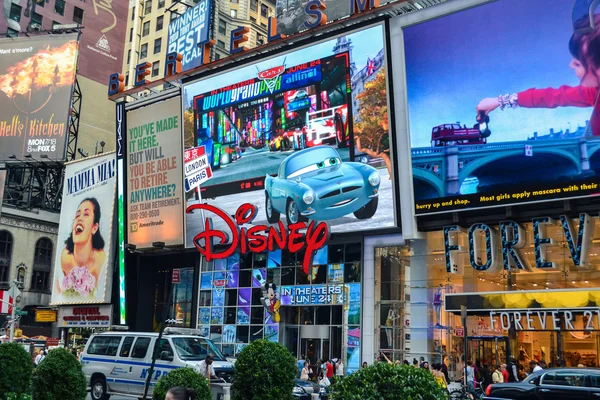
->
<box><xmin>444</xmin><ymin>214</ymin><xmax>595</xmax><ymax>274</ymax></box>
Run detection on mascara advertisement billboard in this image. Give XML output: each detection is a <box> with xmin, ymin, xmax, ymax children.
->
<box><xmin>126</xmin><ymin>97</ymin><xmax>184</xmax><ymax>248</ymax></box>
<box><xmin>51</xmin><ymin>153</ymin><xmax>116</xmax><ymax>305</ymax></box>
<box><xmin>0</xmin><ymin>35</ymin><xmax>78</xmax><ymax>161</ymax></box>
<box><xmin>183</xmin><ymin>24</ymin><xmax>395</xmax><ymax>248</ymax></box>
<box><xmin>404</xmin><ymin>0</ymin><xmax>600</xmax><ymax>215</ymax></box>
<box><xmin>167</xmin><ymin>0</ymin><xmax>212</xmax><ymax>72</ymax></box>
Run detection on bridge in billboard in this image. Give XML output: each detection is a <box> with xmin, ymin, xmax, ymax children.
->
<box><xmin>412</xmin><ymin>137</ymin><xmax>600</xmax><ymax>197</ymax></box>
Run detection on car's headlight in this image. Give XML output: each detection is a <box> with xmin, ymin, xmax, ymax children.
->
<box><xmin>293</xmin><ymin>387</ymin><xmax>304</xmax><ymax>394</ymax></box>
<box><xmin>368</xmin><ymin>171</ymin><xmax>380</xmax><ymax>186</ymax></box>
<box><xmin>303</xmin><ymin>190</ymin><xmax>315</xmax><ymax>205</ymax></box>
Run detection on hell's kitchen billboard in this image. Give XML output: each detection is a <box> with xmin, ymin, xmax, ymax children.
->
<box><xmin>403</xmin><ymin>0</ymin><xmax>600</xmax><ymax>214</ymax></box>
<box><xmin>0</xmin><ymin>35</ymin><xmax>78</xmax><ymax>161</ymax></box>
<box><xmin>183</xmin><ymin>24</ymin><xmax>395</xmax><ymax>249</ymax></box>
<box><xmin>0</xmin><ymin>1</ymin><xmax>127</xmax><ymax>84</ymax></box>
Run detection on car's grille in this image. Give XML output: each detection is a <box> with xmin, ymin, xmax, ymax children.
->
<box><xmin>342</xmin><ymin>186</ymin><xmax>361</xmax><ymax>193</ymax></box>
<box><xmin>320</xmin><ymin>189</ymin><xmax>340</xmax><ymax>199</ymax></box>
<box><xmin>216</xmin><ymin>370</ymin><xmax>234</xmax><ymax>383</ymax></box>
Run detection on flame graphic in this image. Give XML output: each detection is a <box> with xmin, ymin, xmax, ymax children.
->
<box><xmin>0</xmin><ymin>40</ymin><xmax>78</xmax><ymax>99</ymax></box>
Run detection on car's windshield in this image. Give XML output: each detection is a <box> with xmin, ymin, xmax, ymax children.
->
<box><xmin>285</xmin><ymin>147</ymin><xmax>341</xmax><ymax>179</ymax></box>
<box><xmin>171</xmin><ymin>337</ymin><xmax>226</xmax><ymax>361</ymax></box>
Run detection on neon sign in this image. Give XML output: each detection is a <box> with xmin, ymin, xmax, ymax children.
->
<box><xmin>188</xmin><ymin>203</ymin><xmax>329</xmax><ymax>275</ymax></box>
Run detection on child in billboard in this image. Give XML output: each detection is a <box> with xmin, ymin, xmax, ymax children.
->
<box><xmin>476</xmin><ymin>13</ymin><xmax>600</xmax><ymax>137</ymax></box>
<box><xmin>57</xmin><ymin>198</ymin><xmax>106</xmax><ymax>297</ymax></box>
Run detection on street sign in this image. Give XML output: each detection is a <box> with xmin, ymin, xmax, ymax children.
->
<box><xmin>172</xmin><ymin>269</ymin><xmax>181</xmax><ymax>284</ymax></box>
<box><xmin>17</xmin><ymin>311</ymin><xmax>27</xmax><ymax>316</ymax></box>
<box><xmin>184</xmin><ymin>146</ymin><xmax>213</xmax><ymax>192</ymax></box>
<box><xmin>0</xmin><ymin>291</ymin><xmax>12</xmax><ymax>314</ymax></box>
<box><xmin>46</xmin><ymin>338</ymin><xmax>60</xmax><ymax>346</ymax></box>
<box><xmin>36</xmin><ymin>310</ymin><xmax>57</xmax><ymax>322</ymax></box>
<box><xmin>455</xmin><ymin>327</ymin><xmax>465</xmax><ymax>337</ymax></box>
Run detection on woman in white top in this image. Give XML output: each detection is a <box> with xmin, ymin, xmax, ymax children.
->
<box><xmin>335</xmin><ymin>358</ymin><xmax>344</xmax><ymax>376</ymax></box>
<box><xmin>300</xmin><ymin>361</ymin><xmax>310</xmax><ymax>381</ymax></box>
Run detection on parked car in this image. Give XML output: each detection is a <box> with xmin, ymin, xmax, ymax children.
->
<box><xmin>81</xmin><ymin>328</ymin><xmax>233</xmax><ymax>400</ymax></box>
<box><xmin>293</xmin><ymin>379</ymin><xmax>327</xmax><ymax>399</ymax></box>
<box><xmin>484</xmin><ymin>368</ymin><xmax>600</xmax><ymax>400</ymax></box>
<box><xmin>264</xmin><ymin>146</ymin><xmax>380</xmax><ymax>224</ymax></box>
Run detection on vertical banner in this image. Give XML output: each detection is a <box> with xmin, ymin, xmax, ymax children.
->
<box><xmin>116</xmin><ymin>102</ymin><xmax>127</xmax><ymax>324</ymax></box>
<box><xmin>126</xmin><ymin>97</ymin><xmax>184</xmax><ymax>248</ymax></box>
<box><xmin>50</xmin><ymin>153</ymin><xmax>117</xmax><ymax>305</ymax></box>
<box><xmin>167</xmin><ymin>0</ymin><xmax>213</xmax><ymax>72</ymax></box>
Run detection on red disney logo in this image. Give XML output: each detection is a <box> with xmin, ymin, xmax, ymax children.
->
<box><xmin>187</xmin><ymin>203</ymin><xmax>329</xmax><ymax>276</ymax></box>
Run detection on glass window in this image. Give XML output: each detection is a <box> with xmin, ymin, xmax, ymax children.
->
<box><xmin>261</xmin><ymin>4</ymin><xmax>268</xmax><ymax>17</ymax></box>
<box><xmin>158</xmin><ymin>0</ymin><xmax>165</xmax><ymax>9</ymax></box>
<box><xmin>587</xmin><ymin>372</ymin><xmax>600</xmax><ymax>388</ymax></box>
<box><xmin>218</xmin><ymin>19</ymin><xmax>226</xmax><ymax>35</ymax></box>
<box><xmin>215</xmin><ymin>53</ymin><xmax>221</xmax><ymax>61</ymax></box>
<box><xmin>34</xmin><ymin>238</ymin><xmax>53</xmax><ymax>269</ymax></box>
<box><xmin>250</xmin><ymin>0</ymin><xmax>258</xmax><ymax>11</ymax></box>
<box><xmin>144</xmin><ymin>0</ymin><xmax>152</xmax><ymax>15</ymax></box>
<box><xmin>250</xmin><ymin>16</ymin><xmax>256</xmax><ymax>24</ymax></box>
<box><xmin>120</xmin><ymin>337</ymin><xmax>135</xmax><ymax>357</ymax></box>
<box><xmin>217</xmin><ymin>40</ymin><xmax>225</xmax><ymax>49</ymax></box>
<box><xmin>127</xmin><ymin>49</ymin><xmax>131</xmax><ymax>64</ymax></box>
<box><xmin>7</xmin><ymin>28</ymin><xmax>18</xmax><ymax>37</ymax></box>
<box><xmin>73</xmin><ymin>6</ymin><xmax>84</xmax><ymax>24</ymax></box>
<box><xmin>156</xmin><ymin>15</ymin><xmax>164</xmax><ymax>31</ymax></box>
<box><xmin>131</xmin><ymin>7</ymin><xmax>135</xmax><ymax>20</ymax></box>
<box><xmin>54</xmin><ymin>0</ymin><xmax>65</xmax><ymax>16</ymax></box>
<box><xmin>131</xmin><ymin>337</ymin><xmax>151</xmax><ymax>358</ymax></box>
<box><xmin>156</xmin><ymin>339</ymin><xmax>173</xmax><ymax>358</ymax></box>
<box><xmin>553</xmin><ymin>372</ymin><xmax>586</xmax><ymax>387</ymax></box>
<box><xmin>140</xmin><ymin>43</ymin><xmax>148</xmax><ymax>59</ymax></box>
<box><xmin>172</xmin><ymin>337</ymin><xmax>225</xmax><ymax>361</ymax></box>
<box><xmin>30</xmin><ymin>271</ymin><xmax>49</xmax><ymax>292</ymax></box>
<box><xmin>142</xmin><ymin>21</ymin><xmax>150</xmax><ymax>36</ymax></box>
<box><xmin>9</xmin><ymin>4</ymin><xmax>21</xmax><ymax>22</ymax></box>
<box><xmin>151</xmin><ymin>61</ymin><xmax>160</xmax><ymax>77</ymax></box>
<box><xmin>30</xmin><ymin>11</ymin><xmax>42</xmax><ymax>28</ymax></box>
<box><xmin>87</xmin><ymin>336</ymin><xmax>122</xmax><ymax>356</ymax></box>
<box><xmin>230</xmin><ymin>9</ymin><xmax>237</xmax><ymax>18</ymax></box>
<box><xmin>129</xmin><ymin>27</ymin><xmax>133</xmax><ymax>42</ymax></box>
<box><xmin>281</xmin><ymin>268</ymin><xmax>294</xmax><ymax>285</ymax></box>
<box><xmin>0</xmin><ymin>231</ymin><xmax>13</xmax><ymax>287</ymax></box>
<box><xmin>125</xmin><ymin>73</ymin><xmax>129</xmax><ymax>86</ymax></box>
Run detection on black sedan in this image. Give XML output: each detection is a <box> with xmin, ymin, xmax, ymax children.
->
<box><xmin>293</xmin><ymin>379</ymin><xmax>327</xmax><ymax>399</ymax></box>
<box><xmin>484</xmin><ymin>368</ymin><xmax>600</xmax><ymax>400</ymax></box>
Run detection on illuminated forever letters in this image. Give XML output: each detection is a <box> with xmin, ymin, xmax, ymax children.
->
<box><xmin>444</xmin><ymin>214</ymin><xmax>595</xmax><ymax>273</ymax></box>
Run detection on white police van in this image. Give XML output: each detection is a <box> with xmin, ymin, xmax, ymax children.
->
<box><xmin>81</xmin><ymin>328</ymin><xmax>233</xmax><ymax>399</ymax></box>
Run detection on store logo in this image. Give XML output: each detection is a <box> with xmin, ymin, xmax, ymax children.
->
<box><xmin>96</xmin><ymin>35</ymin><xmax>111</xmax><ymax>52</ymax></box>
<box><xmin>130</xmin><ymin>222</ymin><xmax>138</xmax><ymax>232</ymax></box>
<box><xmin>257</xmin><ymin>65</ymin><xmax>285</xmax><ymax>94</ymax></box>
<box><xmin>188</xmin><ymin>203</ymin><xmax>329</xmax><ymax>276</ymax></box>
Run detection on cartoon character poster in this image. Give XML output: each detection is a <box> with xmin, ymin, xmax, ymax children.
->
<box><xmin>261</xmin><ymin>283</ymin><xmax>281</xmax><ymax>323</ymax></box>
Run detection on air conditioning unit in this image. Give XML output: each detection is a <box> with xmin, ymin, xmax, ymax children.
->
<box><xmin>29</xmin><ymin>23</ymin><xmax>41</xmax><ymax>31</ymax></box>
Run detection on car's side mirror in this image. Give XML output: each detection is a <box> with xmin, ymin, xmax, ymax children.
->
<box><xmin>160</xmin><ymin>351</ymin><xmax>173</xmax><ymax>361</ymax></box>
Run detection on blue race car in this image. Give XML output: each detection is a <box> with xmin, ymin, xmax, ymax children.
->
<box><xmin>264</xmin><ymin>146</ymin><xmax>380</xmax><ymax>224</ymax></box>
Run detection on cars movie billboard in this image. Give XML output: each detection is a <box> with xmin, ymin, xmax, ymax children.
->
<box><xmin>51</xmin><ymin>152</ymin><xmax>116</xmax><ymax>305</ymax></box>
<box><xmin>404</xmin><ymin>0</ymin><xmax>600</xmax><ymax>215</ymax></box>
<box><xmin>167</xmin><ymin>0</ymin><xmax>212</xmax><ymax>73</ymax></box>
<box><xmin>183</xmin><ymin>24</ymin><xmax>395</xmax><ymax>248</ymax></box>
<box><xmin>0</xmin><ymin>35</ymin><xmax>78</xmax><ymax>161</ymax></box>
<box><xmin>126</xmin><ymin>97</ymin><xmax>184</xmax><ymax>248</ymax></box>
<box><xmin>0</xmin><ymin>1</ymin><xmax>127</xmax><ymax>84</ymax></box>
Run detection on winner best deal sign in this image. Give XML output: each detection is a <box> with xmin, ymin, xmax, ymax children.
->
<box><xmin>184</xmin><ymin>146</ymin><xmax>212</xmax><ymax>192</ymax></box>
<box><xmin>126</xmin><ymin>97</ymin><xmax>184</xmax><ymax>248</ymax></box>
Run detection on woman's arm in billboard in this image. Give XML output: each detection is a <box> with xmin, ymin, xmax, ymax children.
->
<box><xmin>476</xmin><ymin>85</ymin><xmax>598</xmax><ymax>114</ymax></box>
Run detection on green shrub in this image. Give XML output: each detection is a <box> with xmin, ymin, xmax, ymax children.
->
<box><xmin>5</xmin><ymin>394</ymin><xmax>32</xmax><ymax>400</ymax></box>
<box><xmin>152</xmin><ymin>368</ymin><xmax>211</xmax><ymax>400</ymax></box>
<box><xmin>31</xmin><ymin>348</ymin><xmax>86</xmax><ymax>400</ymax></box>
<box><xmin>0</xmin><ymin>342</ymin><xmax>33</xmax><ymax>396</ymax></box>
<box><xmin>330</xmin><ymin>363</ymin><xmax>449</xmax><ymax>400</ymax></box>
<box><xmin>231</xmin><ymin>340</ymin><xmax>297</xmax><ymax>400</ymax></box>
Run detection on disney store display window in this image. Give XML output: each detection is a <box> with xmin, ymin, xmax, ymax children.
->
<box><xmin>197</xmin><ymin>242</ymin><xmax>362</xmax><ymax>373</ymax></box>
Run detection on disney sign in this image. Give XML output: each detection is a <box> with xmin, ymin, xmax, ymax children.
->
<box><xmin>188</xmin><ymin>203</ymin><xmax>329</xmax><ymax>275</ymax></box>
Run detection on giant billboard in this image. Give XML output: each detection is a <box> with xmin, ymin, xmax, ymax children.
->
<box><xmin>50</xmin><ymin>153</ymin><xmax>116</xmax><ymax>305</ymax></box>
<box><xmin>0</xmin><ymin>2</ymin><xmax>127</xmax><ymax>84</ymax></box>
<box><xmin>126</xmin><ymin>97</ymin><xmax>184</xmax><ymax>248</ymax></box>
<box><xmin>404</xmin><ymin>0</ymin><xmax>600</xmax><ymax>215</ymax></box>
<box><xmin>0</xmin><ymin>35</ymin><xmax>78</xmax><ymax>161</ymax></box>
<box><xmin>183</xmin><ymin>24</ymin><xmax>395</xmax><ymax>247</ymax></box>
<box><xmin>167</xmin><ymin>0</ymin><xmax>212</xmax><ymax>73</ymax></box>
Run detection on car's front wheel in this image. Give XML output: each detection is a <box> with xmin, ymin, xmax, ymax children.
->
<box><xmin>286</xmin><ymin>198</ymin><xmax>307</xmax><ymax>224</ymax></box>
<box><xmin>265</xmin><ymin>193</ymin><xmax>280</xmax><ymax>223</ymax></box>
<box><xmin>90</xmin><ymin>376</ymin><xmax>110</xmax><ymax>400</ymax></box>
<box><xmin>353</xmin><ymin>197</ymin><xmax>378</xmax><ymax>219</ymax></box>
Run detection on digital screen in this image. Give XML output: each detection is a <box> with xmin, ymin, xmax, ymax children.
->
<box><xmin>184</xmin><ymin>24</ymin><xmax>395</xmax><ymax>246</ymax></box>
<box><xmin>404</xmin><ymin>0</ymin><xmax>600</xmax><ymax>214</ymax></box>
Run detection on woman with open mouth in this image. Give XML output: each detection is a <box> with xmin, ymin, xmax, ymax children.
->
<box><xmin>56</xmin><ymin>197</ymin><xmax>107</xmax><ymax>297</ymax></box>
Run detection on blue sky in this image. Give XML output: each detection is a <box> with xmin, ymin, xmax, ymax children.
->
<box><xmin>404</xmin><ymin>0</ymin><xmax>596</xmax><ymax>148</ymax></box>
<box><xmin>184</xmin><ymin>25</ymin><xmax>385</xmax><ymax>108</ymax></box>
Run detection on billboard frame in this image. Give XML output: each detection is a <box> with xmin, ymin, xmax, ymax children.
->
<box><xmin>181</xmin><ymin>19</ymin><xmax>401</xmax><ymax>242</ymax></box>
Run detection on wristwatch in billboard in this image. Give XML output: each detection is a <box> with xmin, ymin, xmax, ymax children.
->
<box><xmin>498</xmin><ymin>93</ymin><xmax>519</xmax><ymax>110</ymax></box>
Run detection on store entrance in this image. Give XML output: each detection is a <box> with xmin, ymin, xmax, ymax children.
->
<box><xmin>467</xmin><ymin>336</ymin><xmax>509</xmax><ymax>366</ymax></box>
<box><xmin>301</xmin><ymin>338</ymin><xmax>330</xmax><ymax>365</ymax></box>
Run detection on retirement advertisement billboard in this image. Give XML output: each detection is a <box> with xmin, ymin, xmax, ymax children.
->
<box><xmin>126</xmin><ymin>97</ymin><xmax>184</xmax><ymax>248</ymax></box>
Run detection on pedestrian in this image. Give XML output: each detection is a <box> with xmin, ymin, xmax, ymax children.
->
<box><xmin>334</xmin><ymin>357</ymin><xmax>344</xmax><ymax>377</ymax></box>
<box><xmin>419</xmin><ymin>356</ymin><xmax>425</xmax><ymax>368</ymax></box>
<box><xmin>412</xmin><ymin>358</ymin><xmax>419</xmax><ymax>368</ymax></box>
<box><xmin>326</xmin><ymin>359</ymin><xmax>334</xmax><ymax>379</ymax></box>
<box><xmin>300</xmin><ymin>361</ymin><xmax>310</xmax><ymax>381</ymax></box>
<box><xmin>166</xmin><ymin>386</ymin><xmax>197</xmax><ymax>400</ymax></box>
<box><xmin>491</xmin><ymin>364</ymin><xmax>504</xmax><ymax>383</ymax></box>
<box><xmin>403</xmin><ymin>360</ymin><xmax>410</xmax><ymax>366</ymax></box>
<box><xmin>507</xmin><ymin>356</ymin><xmax>520</xmax><ymax>382</ymax></box>
<box><xmin>459</xmin><ymin>360</ymin><xmax>476</xmax><ymax>397</ymax></box>
<box><xmin>297</xmin><ymin>354</ymin><xmax>305</xmax><ymax>379</ymax></box>
<box><xmin>530</xmin><ymin>360</ymin><xmax>542</xmax><ymax>373</ymax></box>
<box><xmin>362</xmin><ymin>361</ymin><xmax>368</xmax><ymax>368</ymax></box>
<box><xmin>440</xmin><ymin>361</ymin><xmax>450</xmax><ymax>384</ymax></box>
<box><xmin>481</xmin><ymin>362</ymin><xmax>491</xmax><ymax>390</ymax></box>
<box><xmin>195</xmin><ymin>355</ymin><xmax>217</xmax><ymax>381</ymax></box>
<box><xmin>539</xmin><ymin>359</ymin><xmax>547</xmax><ymax>369</ymax></box>
<box><xmin>34</xmin><ymin>350</ymin><xmax>46</xmax><ymax>368</ymax></box>
<box><xmin>500</xmin><ymin>364</ymin><xmax>509</xmax><ymax>383</ymax></box>
<box><xmin>432</xmin><ymin>363</ymin><xmax>448</xmax><ymax>390</ymax></box>
<box><xmin>318</xmin><ymin>368</ymin><xmax>330</xmax><ymax>388</ymax></box>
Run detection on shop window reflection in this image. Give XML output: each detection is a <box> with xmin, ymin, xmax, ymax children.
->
<box><xmin>316</xmin><ymin>306</ymin><xmax>331</xmax><ymax>325</ymax></box>
<box><xmin>281</xmin><ymin>267</ymin><xmax>295</xmax><ymax>285</ymax></box>
<box><xmin>300</xmin><ymin>307</ymin><xmax>314</xmax><ymax>325</ymax></box>
<box><xmin>328</xmin><ymin>244</ymin><xmax>344</xmax><ymax>264</ymax></box>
